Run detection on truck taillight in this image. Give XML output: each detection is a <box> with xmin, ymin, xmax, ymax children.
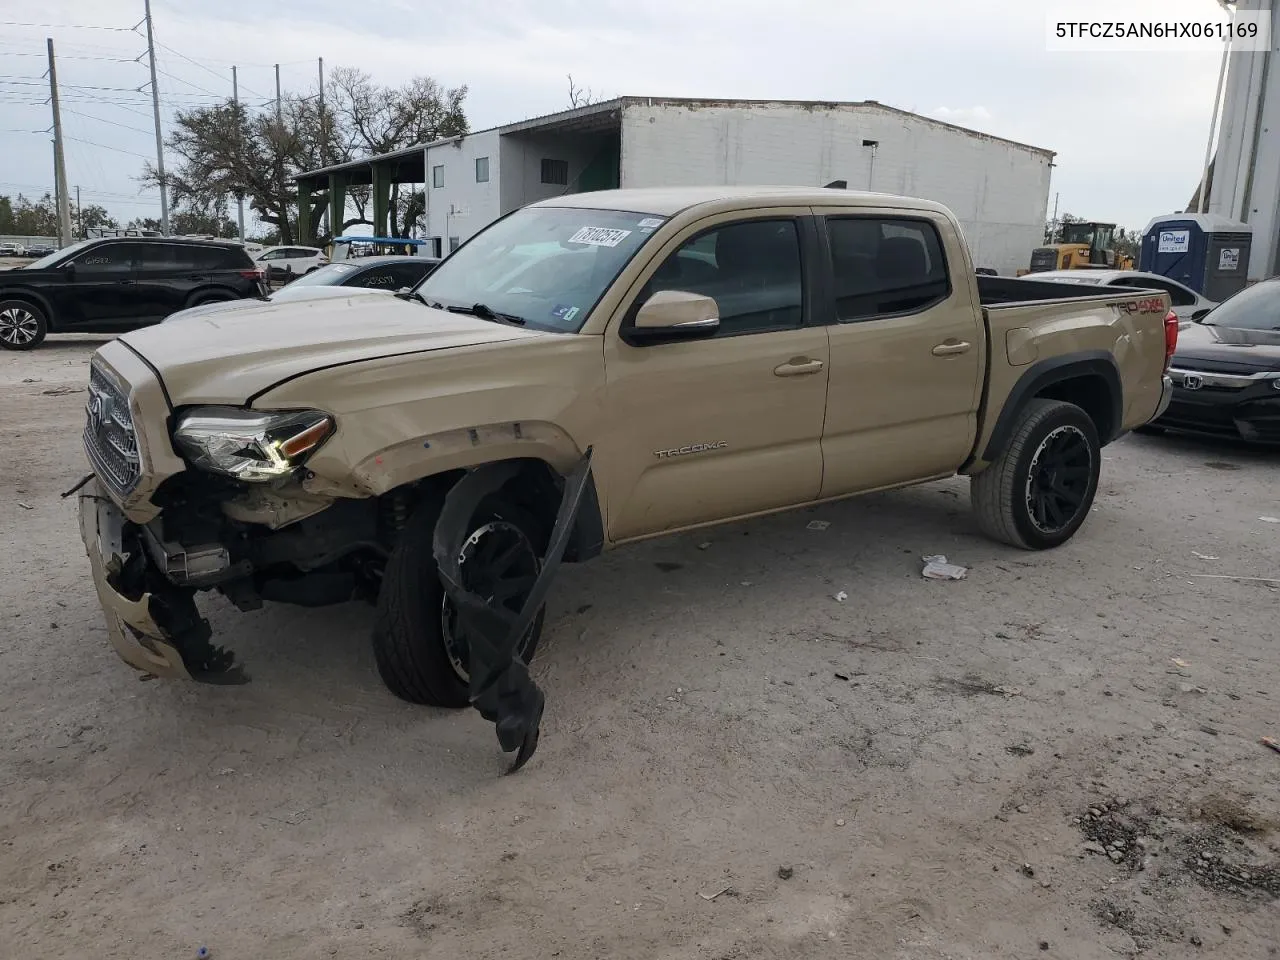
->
<box><xmin>1163</xmin><ymin>309</ymin><xmax>1179</xmax><ymax>372</ymax></box>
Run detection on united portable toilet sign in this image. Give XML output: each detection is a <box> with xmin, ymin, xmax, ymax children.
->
<box><xmin>1157</xmin><ymin>229</ymin><xmax>1190</xmax><ymax>253</ymax></box>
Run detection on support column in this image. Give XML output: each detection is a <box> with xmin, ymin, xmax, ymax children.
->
<box><xmin>328</xmin><ymin>174</ymin><xmax>347</xmax><ymax>239</ymax></box>
<box><xmin>372</xmin><ymin>164</ymin><xmax>391</xmax><ymax>237</ymax></box>
<box><xmin>297</xmin><ymin>179</ymin><xmax>312</xmax><ymax>244</ymax></box>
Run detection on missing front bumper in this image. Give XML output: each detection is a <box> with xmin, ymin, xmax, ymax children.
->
<box><xmin>77</xmin><ymin>479</ymin><xmax>246</xmax><ymax>684</ymax></box>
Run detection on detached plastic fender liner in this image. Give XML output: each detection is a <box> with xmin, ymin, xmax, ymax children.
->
<box><xmin>431</xmin><ymin>448</ymin><xmax>594</xmax><ymax>772</ymax></box>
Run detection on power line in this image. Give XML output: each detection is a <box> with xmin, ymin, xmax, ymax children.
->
<box><xmin>64</xmin><ymin>135</ymin><xmax>151</xmax><ymax>159</ymax></box>
<box><xmin>0</xmin><ymin>21</ymin><xmax>135</xmax><ymax>31</ymax></box>
<box><xmin>62</xmin><ymin>108</ymin><xmax>155</xmax><ymax>136</ymax></box>
<box><xmin>0</xmin><ymin>52</ymin><xmax>138</xmax><ymax>62</ymax></box>
<box><xmin>155</xmin><ymin>65</ymin><xmax>224</xmax><ymax>98</ymax></box>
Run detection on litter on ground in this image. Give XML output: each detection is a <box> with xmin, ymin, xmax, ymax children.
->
<box><xmin>922</xmin><ymin>555</ymin><xmax>968</xmax><ymax>580</ymax></box>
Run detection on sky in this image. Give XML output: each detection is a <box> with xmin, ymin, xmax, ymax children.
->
<box><xmin>0</xmin><ymin>0</ymin><xmax>1231</xmax><ymax>234</ymax></box>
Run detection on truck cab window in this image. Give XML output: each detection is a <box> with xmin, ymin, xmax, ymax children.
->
<box><xmin>641</xmin><ymin>219</ymin><xmax>804</xmax><ymax>336</ymax></box>
<box><xmin>826</xmin><ymin>217</ymin><xmax>950</xmax><ymax>321</ymax></box>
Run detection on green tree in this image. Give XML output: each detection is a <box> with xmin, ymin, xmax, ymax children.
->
<box><xmin>77</xmin><ymin>203</ymin><xmax>119</xmax><ymax>237</ymax></box>
<box><xmin>0</xmin><ymin>194</ymin><xmax>58</xmax><ymax>236</ymax></box>
<box><xmin>145</xmin><ymin>67</ymin><xmax>467</xmax><ymax>245</ymax></box>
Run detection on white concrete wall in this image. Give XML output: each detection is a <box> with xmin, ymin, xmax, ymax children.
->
<box><xmin>423</xmin><ymin>130</ymin><xmax>502</xmax><ymax>251</ymax></box>
<box><xmin>498</xmin><ymin>133</ymin><xmax>609</xmax><ymax>214</ymax></box>
<box><xmin>619</xmin><ymin>101</ymin><xmax>1053</xmax><ymax>276</ymax></box>
<box><xmin>1208</xmin><ymin>0</ymin><xmax>1279</xmax><ymax>279</ymax></box>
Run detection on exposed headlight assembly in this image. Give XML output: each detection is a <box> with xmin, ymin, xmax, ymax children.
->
<box><xmin>173</xmin><ymin>407</ymin><xmax>334</xmax><ymax>482</ymax></box>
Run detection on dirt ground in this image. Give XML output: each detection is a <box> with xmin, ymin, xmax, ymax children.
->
<box><xmin>2</xmin><ymin>337</ymin><xmax>1279</xmax><ymax>960</ymax></box>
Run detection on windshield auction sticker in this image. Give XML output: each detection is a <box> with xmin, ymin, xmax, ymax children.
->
<box><xmin>568</xmin><ymin>226</ymin><xmax>632</xmax><ymax>247</ymax></box>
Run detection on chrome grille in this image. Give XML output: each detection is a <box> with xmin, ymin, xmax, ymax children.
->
<box><xmin>84</xmin><ymin>364</ymin><xmax>141</xmax><ymax>495</ymax></box>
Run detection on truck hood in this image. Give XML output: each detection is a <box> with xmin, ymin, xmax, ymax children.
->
<box><xmin>162</xmin><ymin>285</ymin><xmax>388</xmax><ymax>324</ymax></box>
<box><xmin>1174</xmin><ymin>321</ymin><xmax>1280</xmax><ymax>371</ymax></box>
<box><xmin>119</xmin><ymin>294</ymin><xmax>538</xmax><ymax>404</ymax></box>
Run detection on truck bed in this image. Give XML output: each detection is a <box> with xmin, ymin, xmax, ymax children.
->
<box><xmin>976</xmin><ymin>275</ymin><xmax>1139</xmax><ymax>308</ymax></box>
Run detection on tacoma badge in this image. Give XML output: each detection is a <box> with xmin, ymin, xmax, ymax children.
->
<box><xmin>654</xmin><ymin>441</ymin><xmax>727</xmax><ymax>459</ymax></box>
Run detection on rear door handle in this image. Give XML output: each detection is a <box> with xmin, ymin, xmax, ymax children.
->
<box><xmin>932</xmin><ymin>340</ymin><xmax>972</xmax><ymax>357</ymax></box>
<box><xmin>774</xmin><ymin>357</ymin><xmax>825</xmax><ymax>377</ymax></box>
<box><xmin>116</xmin><ymin>279</ymin><xmax>136</xmax><ymax>286</ymax></box>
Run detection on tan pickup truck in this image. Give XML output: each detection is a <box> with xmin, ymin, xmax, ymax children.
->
<box><xmin>78</xmin><ymin>186</ymin><xmax>1176</xmax><ymax>705</ymax></box>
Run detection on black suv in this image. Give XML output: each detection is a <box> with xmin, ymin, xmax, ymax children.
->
<box><xmin>0</xmin><ymin>237</ymin><xmax>265</xmax><ymax>350</ymax></box>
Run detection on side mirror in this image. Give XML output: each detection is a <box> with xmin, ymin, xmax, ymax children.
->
<box><xmin>62</xmin><ymin>261</ymin><xmax>75</xmax><ymax>277</ymax></box>
<box><xmin>627</xmin><ymin>290</ymin><xmax>720</xmax><ymax>344</ymax></box>
<box><xmin>1192</xmin><ymin>308</ymin><xmax>1211</xmax><ymax>323</ymax></box>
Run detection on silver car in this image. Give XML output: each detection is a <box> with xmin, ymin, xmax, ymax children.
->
<box><xmin>1024</xmin><ymin>269</ymin><xmax>1215</xmax><ymax>323</ymax></box>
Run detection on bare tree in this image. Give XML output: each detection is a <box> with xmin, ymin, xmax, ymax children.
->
<box><xmin>141</xmin><ymin>67</ymin><xmax>468</xmax><ymax>244</ymax></box>
<box><xmin>567</xmin><ymin>74</ymin><xmax>599</xmax><ymax>108</ymax></box>
<box><xmin>328</xmin><ymin>67</ymin><xmax>467</xmax><ymax>237</ymax></box>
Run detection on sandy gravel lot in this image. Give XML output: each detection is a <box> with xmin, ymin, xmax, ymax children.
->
<box><xmin>2</xmin><ymin>337</ymin><xmax>1278</xmax><ymax>959</ymax></box>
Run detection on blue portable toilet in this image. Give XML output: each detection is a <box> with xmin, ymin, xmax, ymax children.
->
<box><xmin>1139</xmin><ymin>213</ymin><xmax>1252</xmax><ymax>301</ymax></box>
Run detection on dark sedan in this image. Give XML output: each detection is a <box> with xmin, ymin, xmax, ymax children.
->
<box><xmin>1154</xmin><ymin>277</ymin><xmax>1280</xmax><ymax>444</ymax></box>
<box><xmin>163</xmin><ymin>255</ymin><xmax>440</xmax><ymax>323</ymax></box>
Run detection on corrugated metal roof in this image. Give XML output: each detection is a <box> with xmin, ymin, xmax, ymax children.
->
<box><xmin>297</xmin><ymin>96</ymin><xmax>1054</xmax><ymax>182</ymax></box>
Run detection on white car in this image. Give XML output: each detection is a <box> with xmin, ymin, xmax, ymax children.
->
<box><xmin>1024</xmin><ymin>269</ymin><xmax>1215</xmax><ymax>323</ymax></box>
<box><xmin>0</xmin><ymin>241</ymin><xmax>26</xmax><ymax>257</ymax></box>
<box><xmin>255</xmin><ymin>245</ymin><xmax>327</xmax><ymax>281</ymax></box>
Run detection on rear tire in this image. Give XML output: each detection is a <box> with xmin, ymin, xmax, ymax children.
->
<box><xmin>188</xmin><ymin>292</ymin><xmax>234</xmax><ymax>308</ymax></box>
<box><xmin>371</xmin><ymin>490</ymin><xmax>547</xmax><ymax>707</ymax></box>
<box><xmin>0</xmin><ymin>299</ymin><xmax>48</xmax><ymax>350</ymax></box>
<box><xmin>970</xmin><ymin>398</ymin><xmax>1101</xmax><ymax>550</ymax></box>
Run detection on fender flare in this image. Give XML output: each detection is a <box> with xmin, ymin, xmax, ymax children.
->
<box><xmin>982</xmin><ymin>350</ymin><xmax>1123</xmax><ymax>462</ymax></box>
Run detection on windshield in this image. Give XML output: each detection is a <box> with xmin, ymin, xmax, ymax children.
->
<box><xmin>1202</xmin><ymin>279</ymin><xmax>1280</xmax><ymax>330</ymax></box>
<box><xmin>1060</xmin><ymin>223</ymin><xmax>1099</xmax><ymax>246</ymax></box>
<box><xmin>284</xmin><ymin>263</ymin><xmax>358</xmax><ymax>288</ymax></box>
<box><xmin>25</xmin><ymin>238</ymin><xmax>93</xmax><ymax>269</ymax></box>
<box><xmin>413</xmin><ymin>206</ymin><xmax>664</xmax><ymax>332</ymax></box>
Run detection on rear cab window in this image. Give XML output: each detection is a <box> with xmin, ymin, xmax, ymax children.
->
<box><xmin>825</xmin><ymin>217</ymin><xmax>951</xmax><ymax>320</ymax></box>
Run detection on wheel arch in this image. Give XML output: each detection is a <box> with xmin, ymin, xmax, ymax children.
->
<box><xmin>0</xmin><ymin>287</ymin><xmax>57</xmax><ymax>330</ymax></box>
<box><xmin>981</xmin><ymin>351</ymin><xmax>1122</xmax><ymax>463</ymax></box>
<box><xmin>376</xmin><ymin>453</ymin><xmax>605</xmax><ymax>565</ymax></box>
<box><xmin>183</xmin><ymin>284</ymin><xmax>244</xmax><ymax>309</ymax></box>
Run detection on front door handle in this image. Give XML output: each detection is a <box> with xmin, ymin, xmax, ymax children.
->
<box><xmin>116</xmin><ymin>279</ymin><xmax>136</xmax><ymax>286</ymax></box>
<box><xmin>932</xmin><ymin>340</ymin><xmax>972</xmax><ymax>357</ymax></box>
<box><xmin>774</xmin><ymin>357</ymin><xmax>825</xmax><ymax>377</ymax></box>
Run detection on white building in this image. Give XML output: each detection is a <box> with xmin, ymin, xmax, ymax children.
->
<box><xmin>304</xmin><ymin>97</ymin><xmax>1055</xmax><ymax>276</ymax></box>
<box><xmin>1205</xmin><ymin>0</ymin><xmax>1280</xmax><ymax>280</ymax></box>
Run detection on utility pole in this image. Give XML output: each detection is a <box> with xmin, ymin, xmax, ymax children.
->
<box><xmin>275</xmin><ymin>63</ymin><xmax>282</xmax><ymax>128</ymax></box>
<box><xmin>46</xmin><ymin>38</ymin><xmax>72</xmax><ymax>246</ymax></box>
<box><xmin>75</xmin><ymin>185</ymin><xmax>82</xmax><ymax>239</ymax></box>
<box><xmin>143</xmin><ymin>0</ymin><xmax>169</xmax><ymax>235</ymax></box>
<box><xmin>232</xmin><ymin>66</ymin><xmax>245</xmax><ymax>242</ymax></box>
<box><xmin>318</xmin><ymin>56</ymin><xmax>328</xmax><ymax>238</ymax></box>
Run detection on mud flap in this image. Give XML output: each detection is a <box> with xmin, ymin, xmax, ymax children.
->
<box><xmin>432</xmin><ymin>449</ymin><xmax>594</xmax><ymax>773</ymax></box>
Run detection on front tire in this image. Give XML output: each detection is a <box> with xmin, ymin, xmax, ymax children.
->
<box><xmin>0</xmin><ymin>299</ymin><xmax>48</xmax><ymax>350</ymax></box>
<box><xmin>971</xmin><ymin>398</ymin><xmax>1101</xmax><ymax>550</ymax></box>
<box><xmin>372</xmin><ymin>491</ymin><xmax>547</xmax><ymax>707</ymax></box>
